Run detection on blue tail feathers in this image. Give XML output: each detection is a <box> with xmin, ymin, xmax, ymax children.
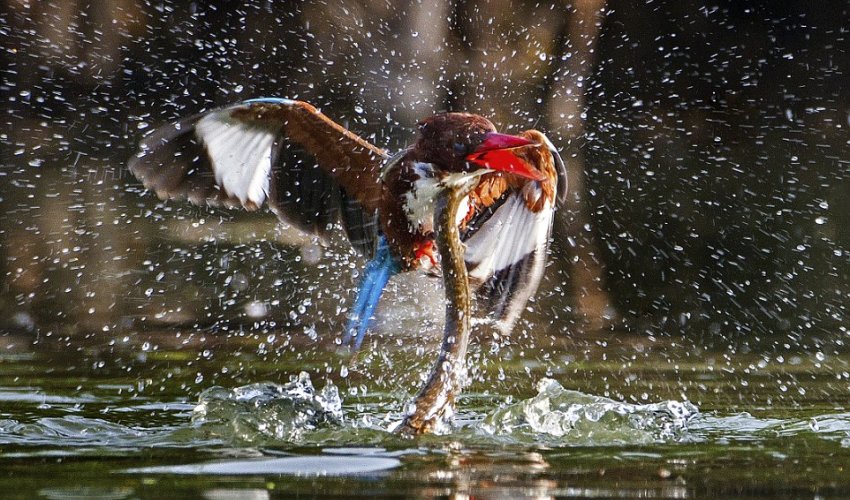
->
<box><xmin>343</xmin><ymin>235</ymin><xmax>401</xmax><ymax>351</ymax></box>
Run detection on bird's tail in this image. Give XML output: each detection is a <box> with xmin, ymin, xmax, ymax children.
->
<box><xmin>343</xmin><ymin>235</ymin><xmax>400</xmax><ymax>351</ymax></box>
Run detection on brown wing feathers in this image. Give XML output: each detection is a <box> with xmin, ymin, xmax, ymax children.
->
<box><xmin>128</xmin><ymin>99</ymin><xmax>386</xmax><ymax>254</ymax></box>
<box><xmin>230</xmin><ymin>101</ymin><xmax>387</xmax><ymax>212</ymax></box>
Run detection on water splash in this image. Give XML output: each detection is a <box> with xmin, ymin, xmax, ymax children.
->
<box><xmin>480</xmin><ymin>378</ymin><xmax>699</xmax><ymax>445</ymax></box>
<box><xmin>190</xmin><ymin>375</ymin><xmax>702</xmax><ymax>446</ymax></box>
<box><xmin>192</xmin><ymin>371</ymin><xmax>343</xmax><ymax>444</ymax></box>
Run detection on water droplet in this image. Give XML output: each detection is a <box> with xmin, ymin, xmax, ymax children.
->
<box><xmin>304</xmin><ymin>324</ymin><xmax>318</xmax><ymax>341</ymax></box>
<box><xmin>809</xmin><ymin>418</ymin><xmax>819</xmax><ymax>431</ymax></box>
<box><xmin>245</xmin><ymin>301</ymin><xmax>267</xmax><ymax>318</ymax></box>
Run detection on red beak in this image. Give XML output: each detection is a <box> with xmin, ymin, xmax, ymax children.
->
<box><xmin>465</xmin><ymin>132</ymin><xmax>544</xmax><ymax>181</ymax></box>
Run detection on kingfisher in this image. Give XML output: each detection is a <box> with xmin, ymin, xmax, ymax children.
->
<box><xmin>129</xmin><ymin>98</ymin><xmax>566</xmax><ymax>349</ymax></box>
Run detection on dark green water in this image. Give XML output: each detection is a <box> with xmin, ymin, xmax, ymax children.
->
<box><xmin>2</xmin><ymin>323</ymin><xmax>850</xmax><ymax>498</ymax></box>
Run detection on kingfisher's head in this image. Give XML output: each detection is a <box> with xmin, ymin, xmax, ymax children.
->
<box><xmin>416</xmin><ymin>113</ymin><xmax>543</xmax><ymax>181</ymax></box>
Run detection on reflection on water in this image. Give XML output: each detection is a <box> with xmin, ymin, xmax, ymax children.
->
<box><xmin>126</xmin><ymin>455</ymin><xmax>402</xmax><ymax>476</ymax></box>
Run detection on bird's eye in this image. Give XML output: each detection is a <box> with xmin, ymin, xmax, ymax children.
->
<box><xmin>453</xmin><ymin>142</ymin><xmax>468</xmax><ymax>156</ymax></box>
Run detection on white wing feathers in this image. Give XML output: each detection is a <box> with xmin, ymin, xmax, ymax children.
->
<box><xmin>195</xmin><ymin>111</ymin><xmax>282</xmax><ymax>209</ymax></box>
<box><xmin>465</xmin><ymin>193</ymin><xmax>551</xmax><ymax>281</ymax></box>
<box><xmin>463</xmin><ymin>187</ymin><xmax>554</xmax><ymax>332</ymax></box>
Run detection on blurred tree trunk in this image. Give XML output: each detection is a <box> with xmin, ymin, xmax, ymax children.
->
<box><xmin>544</xmin><ymin>0</ymin><xmax>617</xmax><ymax>328</ymax></box>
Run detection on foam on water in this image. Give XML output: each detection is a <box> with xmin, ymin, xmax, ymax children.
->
<box><xmin>188</xmin><ymin>373</ymin><xmax>703</xmax><ymax>446</ymax></box>
<box><xmin>480</xmin><ymin>378</ymin><xmax>699</xmax><ymax>445</ymax></box>
<box><xmin>192</xmin><ymin>371</ymin><xmax>344</xmax><ymax>444</ymax></box>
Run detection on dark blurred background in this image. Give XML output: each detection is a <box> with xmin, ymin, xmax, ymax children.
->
<box><xmin>1</xmin><ymin>0</ymin><xmax>848</xmax><ymax>351</ymax></box>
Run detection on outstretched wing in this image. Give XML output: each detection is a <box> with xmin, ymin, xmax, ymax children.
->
<box><xmin>128</xmin><ymin>98</ymin><xmax>388</xmax><ymax>256</ymax></box>
<box><xmin>462</xmin><ymin>130</ymin><xmax>566</xmax><ymax>333</ymax></box>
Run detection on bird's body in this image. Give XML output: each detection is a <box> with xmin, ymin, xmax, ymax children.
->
<box><xmin>129</xmin><ymin>98</ymin><xmax>565</xmax><ymax>350</ymax></box>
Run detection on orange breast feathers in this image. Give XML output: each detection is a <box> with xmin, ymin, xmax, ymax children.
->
<box><xmin>467</xmin><ymin>129</ymin><xmax>558</xmax><ymax>216</ymax></box>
